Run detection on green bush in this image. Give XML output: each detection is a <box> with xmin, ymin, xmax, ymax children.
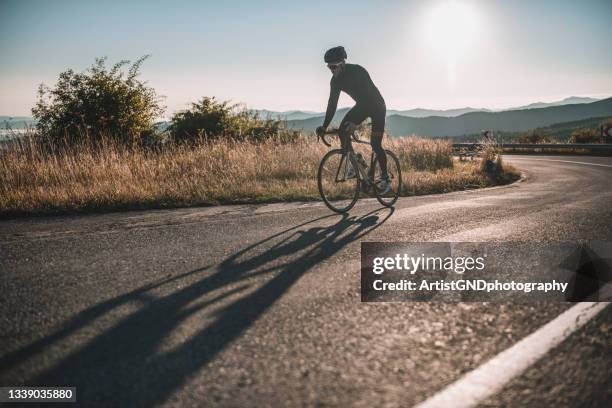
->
<box><xmin>169</xmin><ymin>97</ymin><xmax>296</xmax><ymax>144</ymax></box>
<box><xmin>569</xmin><ymin>128</ymin><xmax>600</xmax><ymax>144</ymax></box>
<box><xmin>32</xmin><ymin>56</ymin><xmax>164</xmax><ymax>146</ymax></box>
<box><xmin>518</xmin><ymin>129</ymin><xmax>552</xmax><ymax>144</ymax></box>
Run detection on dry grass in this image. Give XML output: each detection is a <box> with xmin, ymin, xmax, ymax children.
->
<box><xmin>0</xmin><ymin>134</ymin><xmax>520</xmax><ymax>217</ymax></box>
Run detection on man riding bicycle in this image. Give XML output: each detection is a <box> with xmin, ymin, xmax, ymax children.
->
<box><xmin>315</xmin><ymin>46</ymin><xmax>390</xmax><ymax>194</ymax></box>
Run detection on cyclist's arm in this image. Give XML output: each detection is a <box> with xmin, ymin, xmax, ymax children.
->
<box><xmin>322</xmin><ymin>79</ymin><xmax>340</xmax><ymax>129</ymax></box>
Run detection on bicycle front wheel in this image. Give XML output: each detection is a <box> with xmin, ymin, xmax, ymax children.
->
<box><xmin>373</xmin><ymin>149</ymin><xmax>402</xmax><ymax>207</ymax></box>
<box><xmin>317</xmin><ymin>149</ymin><xmax>360</xmax><ymax>213</ymax></box>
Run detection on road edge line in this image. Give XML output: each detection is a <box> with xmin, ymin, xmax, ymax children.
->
<box><xmin>413</xmin><ymin>302</ymin><xmax>610</xmax><ymax>408</ymax></box>
<box><xmin>508</xmin><ymin>158</ymin><xmax>612</xmax><ymax>168</ymax></box>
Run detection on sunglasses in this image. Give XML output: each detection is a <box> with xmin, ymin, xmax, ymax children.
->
<box><xmin>327</xmin><ymin>63</ymin><xmax>342</xmax><ymax>71</ymax></box>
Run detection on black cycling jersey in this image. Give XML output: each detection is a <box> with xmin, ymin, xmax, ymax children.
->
<box><xmin>322</xmin><ymin>63</ymin><xmax>385</xmax><ymax>129</ymax></box>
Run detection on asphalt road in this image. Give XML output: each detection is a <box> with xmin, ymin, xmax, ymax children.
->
<box><xmin>1</xmin><ymin>155</ymin><xmax>611</xmax><ymax>407</ymax></box>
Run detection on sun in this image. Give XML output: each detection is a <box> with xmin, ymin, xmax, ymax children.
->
<box><xmin>421</xmin><ymin>1</ymin><xmax>482</xmax><ymax>59</ymax></box>
<box><xmin>418</xmin><ymin>1</ymin><xmax>483</xmax><ymax>88</ymax></box>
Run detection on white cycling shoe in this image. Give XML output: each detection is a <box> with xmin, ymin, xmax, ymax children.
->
<box><xmin>375</xmin><ymin>176</ymin><xmax>392</xmax><ymax>195</ymax></box>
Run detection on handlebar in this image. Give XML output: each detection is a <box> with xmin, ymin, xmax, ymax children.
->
<box><xmin>318</xmin><ymin>128</ymin><xmax>369</xmax><ymax>147</ymax></box>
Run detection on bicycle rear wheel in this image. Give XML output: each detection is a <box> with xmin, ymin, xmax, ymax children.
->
<box><xmin>317</xmin><ymin>149</ymin><xmax>360</xmax><ymax>213</ymax></box>
<box><xmin>373</xmin><ymin>150</ymin><xmax>402</xmax><ymax>207</ymax></box>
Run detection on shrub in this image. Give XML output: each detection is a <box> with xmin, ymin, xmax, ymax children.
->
<box><xmin>480</xmin><ymin>146</ymin><xmax>501</xmax><ymax>173</ymax></box>
<box><xmin>569</xmin><ymin>128</ymin><xmax>600</xmax><ymax>144</ymax></box>
<box><xmin>32</xmin><ymin>56</ymin><xmax>164</xmax><ymax>146</ymax></box>
<box><xmin>518</xmin><ymin>129</ymin><xmax>552</xmax><ymax>144</ymax></box>
<box><xmin>169</xmin><ymin>97</ymin><xmax>297</xmax><ymax>144</ymax></box>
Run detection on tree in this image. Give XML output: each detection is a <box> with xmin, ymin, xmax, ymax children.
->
<box><xmin>32</xmin><ymin>56</ymin><xmax>164</xmax><ymax>145</ymax></box>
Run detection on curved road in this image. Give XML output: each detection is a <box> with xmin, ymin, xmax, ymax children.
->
<box><xmin>1</xmin><ymin>155</ymin><xmax>611</xmax><ymax>407</ymax></box>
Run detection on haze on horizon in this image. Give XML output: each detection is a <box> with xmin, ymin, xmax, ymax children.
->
<box><xmin>1</xmin><ymin>0</ymin><xmax>611</xmax><ymax>117</ymax></box>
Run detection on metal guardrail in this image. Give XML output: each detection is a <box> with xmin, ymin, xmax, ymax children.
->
<box><xmin>452</xmin><ymin>143</ymin><xmax>612</xmax><ymax>155</ymax></box>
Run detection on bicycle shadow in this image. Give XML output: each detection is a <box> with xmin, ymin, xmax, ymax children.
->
<box><xmin>2</xmin><ymin>207</ymin><xmax>393</xmax><ymax>406</ymax></box>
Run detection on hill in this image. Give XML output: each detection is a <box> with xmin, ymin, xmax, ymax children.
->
<box><xmin>448</xmin><ymin>116</ymin><xmax>612</xmax><ymax>143</ymax></box>
<box><xmin>253</xmin><ymin>106</ymin><xmax>490</xmax><ymax>121</ymax></box>
<box><xmin>389</xmin><ymin>107</ymin><xmax>490</xmax><ymax>117</ymax></box>
<box><xmin>287</xmin><ymin>97</ymin><xmax>612</xmax><ymax>137</ymax></box>
<box><xmin>252</xmin><ymin>96</ymin><xmax>600</xmax><ymax>121</ymax></box>
<box><xmin>532</xmin><ymin>116</ymin><xmax>610</xmax><ymax>140</ymax></box>
<box><xmin>249</xmin><ymin>110</ymin><xmax>321</xmax><ymax>121</ymax></box>
<box><xmin>508</xmin><ymin>96</ymin><xmax>600</xmax><ymax>110</ymax></box>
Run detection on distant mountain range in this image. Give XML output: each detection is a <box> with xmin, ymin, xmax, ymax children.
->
<box><xmin>285</xmin><ymin>97</ymin><xmax>612</xmax><ymax>137</ymax></box>
<box><xmin>3</xmin><ymin>96</ymin><xmax>609</xmax><ymax>137</ymax></box>
<box><xmin>251</xmin><ymin>107</ymin><xmax>490</xmax><ymax>120</ymax></box>
<box><xmin>251</xmin><ymin>110</ymin><xmax>321</xmax><ymax>121</ymax></box>
<box><xmin>251</xmin><ymin>96</ymin><xmax>601</xmax><ymax>122</ymax></box>
<box><xmin>507</xmin><ymin>96</ymin><xmax>600</xmax><ymax>111</ymax></box>
<box><xmin>0</xmin><ymin>116</ymin><xmax>37</xmax><ymax>130</ymax></box>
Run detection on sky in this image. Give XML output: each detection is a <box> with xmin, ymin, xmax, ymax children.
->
<box><xmin>1</xmin><ymin>0</ymin><xmax>612</xmax><ymax>117</ymax></box>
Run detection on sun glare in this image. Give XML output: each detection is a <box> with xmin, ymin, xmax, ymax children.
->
<box><xmin>423</xmin><ymin>1</ymin><xmax>481</xmax><ymax>55</ymax></box>
<box><xmin>420</xmin><ymin>1</ymin><xmax>483</xmax><ymax>87</ymax></box>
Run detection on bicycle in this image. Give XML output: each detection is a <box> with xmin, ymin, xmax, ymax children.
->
<box><xmin>317</xmin><ymin>127</ymin><xmax>402</xmax><ymax>213</ymax></box>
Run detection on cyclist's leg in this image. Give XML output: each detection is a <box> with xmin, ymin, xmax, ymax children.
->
<box><xmin>339</xmin><ymin>104</ymin><xmax>368</xmax><ymax>151</ymax></box>
<box><xmin>370</xmin><ymin>105</ymin><xmax>388</xmax><ymax>178</ymax></box>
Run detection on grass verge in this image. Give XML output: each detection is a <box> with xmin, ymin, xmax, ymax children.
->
<box><xmin>0</xmin><ymin>135</ymin><xmax>520</xmax><ymax>218</ymax></box>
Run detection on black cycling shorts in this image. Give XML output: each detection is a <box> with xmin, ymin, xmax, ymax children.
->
<box><xmin>340</xmin><ymin>102</ymin><xmax>386</xmax><ymax>133</ymax></box>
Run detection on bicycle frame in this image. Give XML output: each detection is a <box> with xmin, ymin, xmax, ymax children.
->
<box><xmin>323</xmin><ymin>130</ymin><xmax>375</xmax><ymax>185</ymax></box>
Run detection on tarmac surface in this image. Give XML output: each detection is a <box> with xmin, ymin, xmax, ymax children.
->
<box><xmin>1</xmin><ymin>155</ymin><xmax>611</xmax><ymax>407</ymax></box>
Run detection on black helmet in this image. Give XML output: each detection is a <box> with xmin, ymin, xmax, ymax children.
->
<box><xmin>324</xmin><ymin>46</ymin><xmax>347</xmax><ymax>63</ymax></box>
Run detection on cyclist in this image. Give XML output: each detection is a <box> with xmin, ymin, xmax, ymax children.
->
<box><xmin>315</xmin><ymin>46</ymin><xmax>390</xmax><ymax>194</ymax></box>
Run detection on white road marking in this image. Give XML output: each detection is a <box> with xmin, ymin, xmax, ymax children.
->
<box><xmin>413</xmin><ymin>302</ymin><xmax>610</xmax><ymax>408</ymax></box>
<box><xmin>509</xmin><ymin>158</ymin><xmax>612</xmax><ymax>168</ymax></box>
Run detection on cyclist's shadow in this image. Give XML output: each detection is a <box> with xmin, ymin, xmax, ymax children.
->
<box><xmin>14</xmin><ymin>207</ymin><xmax>393</xmax><ymax>406</ymax></box>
